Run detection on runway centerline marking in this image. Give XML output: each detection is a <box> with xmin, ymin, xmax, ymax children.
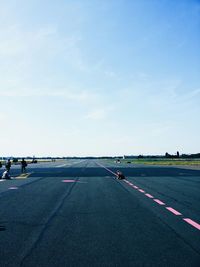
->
<box><xmin>95</xmin><ymin>162</ymin><xmax>117</xmax><ymax>177</ymax></box>
<box><xmin>96</xmin><ymin>162</ymin><xmax>200</xmax><ymax>231</ymax></box>
<box><xmin>183</xmin><ymin>218</ymin><xmax>200</xmax><ymax>230</ymax></box>
<box><xmin>153</xmin><ymin>199</ymin><xmax>165</xmax><ymax>205</ymax></box>
<box><xmin>62</xmin><ymin>180</ymin><xmax>76</xmax><ymax>183</ymax></box>
<box><xmin>145</xmin><ymin>193</ymin><xmax>154</xmax><ymax>198</ymax></box>
<box><xmin>138</xmin><ymin>189</ymin><xmax>145</xmax><ymax>193</ymax></box>
<box><xmin>166</xmin><ymin>207</ymin><xmax>182</xmax><ymax>215</ymax></box>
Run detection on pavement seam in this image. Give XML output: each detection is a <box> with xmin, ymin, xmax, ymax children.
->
<box><xmin>19</xmin><ymin>177</ymin><xmax>79</xmax><ymax>266</ymax></box>
<box><xmin>20</xmin><ymin>160</ymin><xmax>89</xmax><ymax>266</ymax></box>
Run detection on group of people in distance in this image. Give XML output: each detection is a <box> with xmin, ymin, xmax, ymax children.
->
<box><xmin>0</xmin><ymin>158</ymin><xmax>27</xmax><ymax>180</ymax></box>
<box><xmin>0</xmin><ymin>159</ymin><xmax>126</xmax><ymax>180</ymax></box>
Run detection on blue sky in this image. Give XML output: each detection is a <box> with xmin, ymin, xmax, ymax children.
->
<box><xmin>0</xmin><ymin>0</ymin><xmax>200</xmax><ymax>157</ymax></box>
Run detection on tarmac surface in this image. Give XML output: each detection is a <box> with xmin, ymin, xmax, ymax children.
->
<box><xmin>0</xmin><ymin>159</ymin><xmax>200</xmax><ymax>267</ymax></box>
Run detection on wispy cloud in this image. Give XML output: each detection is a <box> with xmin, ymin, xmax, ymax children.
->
<box><xmin>0</xmin><ymin>19</ymin><xmax>90</xmax><ymax>81</ymax></box>
<box><xmin>104</xmin><ymin>70</ymin><xmax>117</xmax><ymax>78</ymax></box>
<box><xmin>137</xmin><ymin>72</ymin><xmax>152</xmax><ymax>81</ymax></box>
<box><xmin>0</xmin><ymin>0</ymin><xmax>199</xmax><ymax>156</ymax></box>
<box><xmin>0</xmin><ymin>87</ymin><xmax>98</xmax><ymax>103</ymax></box>
<box><xmin>183</xmin><ymin>88</ymin><xmax>200</xmax><ymax>100</ymax></box>
<box><xmin>86</xmin><ymin>109</ymin><xmax>106</xmax><ymax>120</ymax></box>
<box><xmin>0</xmin><ymin>24</ymin><xmax>57</xmax><ymax>57</ymax></box>
<box><xmin>85</xmin><ymin>106</ymin><xmax>115</xmax><ymax>120</ymax></box>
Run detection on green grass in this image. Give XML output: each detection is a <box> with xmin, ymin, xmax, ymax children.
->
<box><xmin>121</xmin><ymin>159</ymin><xmax>200</xmax><ymax>166</ymax></box>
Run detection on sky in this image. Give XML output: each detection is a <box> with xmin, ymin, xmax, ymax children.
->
<box><xmin>0</xmin><ymin>0</ymin><xmax>200</xmax><ymax>157</ymax></box>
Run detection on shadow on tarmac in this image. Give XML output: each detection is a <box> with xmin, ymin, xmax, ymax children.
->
<box><xmin>30</xmin><ymin>167</ymin><xmax>200</xmax><ymax>178</ymax></box>
<box><xmin>0</xmin><ymin>225</ymin><xmax>6</xmax><ymax>231</ymax></box>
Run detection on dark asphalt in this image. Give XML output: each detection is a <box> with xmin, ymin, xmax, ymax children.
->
<box><xmin>0</xmin><ymin>160</ymin><xmax>200</xmax><ymax>267</ymax></box>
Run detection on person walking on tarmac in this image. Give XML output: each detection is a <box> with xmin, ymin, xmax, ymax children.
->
<box><xmin>21</xmin><ymin>158</ymin><xmax>27</xmax><ymax>173</ymax></box>
<box><xmin>5</xmin><ymin>159</ymin><xmax>11</xmax><ymax>172</ymax></box>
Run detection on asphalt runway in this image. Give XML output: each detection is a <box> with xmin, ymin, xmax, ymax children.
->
<box><xmin>0</xmin><ymin>160</ymin><xmax>200</xmax><ymax>267</ymax></box>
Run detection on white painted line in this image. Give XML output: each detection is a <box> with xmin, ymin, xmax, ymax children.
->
<box><xmin>9</xmin><ymin>187</ymin><xmax>18</xmax><ymax>190</ymax></box>
<box><xmin>166</xmin><ymin>207</ymin><xmax>182</xmax><ymax>215</ymax></box>
<box><xmin>56</xmin><ymin>164</ymin><xmax>67</xmax><ymax>168</ymax></box>
<box><xmin>96</xmin><ymin>162</ymin><xmax>117</xmax><ymax>177</ymax></box>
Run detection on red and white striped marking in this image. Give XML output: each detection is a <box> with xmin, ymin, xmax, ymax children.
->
<box><xmin>97</xmin><ymin>162</ymin><xmax>200</xmax><ymax>231</ymax></box>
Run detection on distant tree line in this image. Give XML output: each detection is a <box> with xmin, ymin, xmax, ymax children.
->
<box><xmin>165</xmin><ymin>152</ymin><xmax>200</xmax><ymax>159</ymax></box>
<box><xmin>180</xmin><ymin>153</ymin><xmax>200</xmax><ymax>159</ymax></box>
<box><xmin>129</xmin><ymin>152</ymin><xmax>200</xmax><ymax>159</ymax></box>
<box><xmin>1</xmin><ymin>153</ymin><xmax>200</xmax><ymax>161</ymax></box>
<box><xmin>165</xmin><ymin>151</ymin><xmax>180</xmax><ymax>158</ymax></box>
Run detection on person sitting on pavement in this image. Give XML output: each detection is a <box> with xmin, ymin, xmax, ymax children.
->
<box><xmin>116</xmin><ymin>170</ymin><xmax>125</xmax><ymax>180</ymax></box>
<box><xmin>1</xmin><ymin>170</ymin><xmax>12</xmax><ymax>180</ymax></box>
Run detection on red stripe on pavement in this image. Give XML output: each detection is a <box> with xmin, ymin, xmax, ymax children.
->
<box><xmin>153</xmin><ymin>199</ymin><xmax>165</xmax><ymax>205</ymax></box>
<box><xmin>138</xmin><ymin>189</ymin><xmax>145</xmax><ymax>193</ymax></box>
<box><xmin>96</xmin><ymin>162</ymin><xmax>200</xmax><ymax>232</ymax></box>
<box><xmin>145</xmin><ymin>193</ymin><xmax>154</xmax><ymax>198</ymax></box>
<box><xmin>166</xmin><ymin>207</ymin><xmax>182</xmax><ymax>215</ymax></box>
<box><xmin>183</xmin><ymin>218</ymin><xmax>200</xmax><ymax>230</ymax></box>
